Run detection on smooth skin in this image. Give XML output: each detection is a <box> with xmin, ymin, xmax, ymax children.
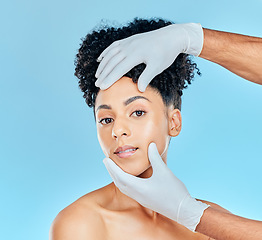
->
<box><xmin>95</xmin><ymin>26</ymin><xmax>262</xmax><ymax>240</ymax></box>
<box><xmin>50</xmin><ymin>77</ymin><xmax>223</xmax><ymax>240</ymax></box>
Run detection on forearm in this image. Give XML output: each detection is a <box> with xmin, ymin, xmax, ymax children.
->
<box><xmin>199</xmin><ymin>28</ymin><xmax>262</xmax><ymax>85</ymax></box>
<box><xmin>196</xmin><ymin>207</ymin><xmax>262</xmax><ymax>240</ymax></box>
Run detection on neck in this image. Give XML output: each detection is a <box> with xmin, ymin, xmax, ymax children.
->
<box><xmin>110</xmin><ymin>166</ymin><xmax>159</xmax><ymax>220</ymax></box>
<box><xmin>109</xmin><ymin>150</ymin><xmax>168</xmax><ymax>220</ymax></box>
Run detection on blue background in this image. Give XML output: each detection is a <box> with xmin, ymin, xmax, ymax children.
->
<box><xmin>1</xmin><ymin>0</ymin><xmax>261</xmax><ymax>239</ymax></box>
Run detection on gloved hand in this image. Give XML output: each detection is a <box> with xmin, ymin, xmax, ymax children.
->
<box><xmin>103</xmin><ymin>142</ymin><xmax>209</xmax><ymax>232</ymax></box>
<box><xmin>95</xmin><ymin>23</ymin><xmax>203</xmax><ymax>92</ymax></box>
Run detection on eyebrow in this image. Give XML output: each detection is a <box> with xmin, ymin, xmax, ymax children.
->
<box><xmin>95</xmin><ymin>96</ymin><xmax>151</xmax><ymax>113</ymax></box>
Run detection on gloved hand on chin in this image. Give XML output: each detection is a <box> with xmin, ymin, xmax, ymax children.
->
<box><xmin>103</xmin><ymin>142</ymin><xmax>209</xmax><ymax>232</ymax></box>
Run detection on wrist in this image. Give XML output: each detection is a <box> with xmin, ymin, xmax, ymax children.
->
<box><xmin>178</xmin><ymin>195</ymin><xmax>210</xmax><ymax>232</ymax></box>
<box><xmin>181</xmin><ymin>23</ymin><xmax>204</xmax><ymax>56</ymax></box>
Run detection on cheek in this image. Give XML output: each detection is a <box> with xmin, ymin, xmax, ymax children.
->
<box><xmin>138</xmin><ymin>115</ymin><xmax>169</xmax><ymax>156</ymax></box>
<box><xmin>97</xmin><ymin>127</ymin><xmax>111</xmax><ymax>158</ymax></box>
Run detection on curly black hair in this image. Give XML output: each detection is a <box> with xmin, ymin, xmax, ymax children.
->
<box><xmin>74</xmin><ymin>18</ymin><xmax>200</xmax><ymax>111</ymax></box>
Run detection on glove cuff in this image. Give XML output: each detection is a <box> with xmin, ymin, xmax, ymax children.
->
<box><xmin>178</xmin><ymin>195</ymin><xmax>210</xmax><ymax>232</ymax></box>
<box><xmin>182</xmin><ymin>23</ymin><xmax>204</xmax><ymax>56</ymax></box>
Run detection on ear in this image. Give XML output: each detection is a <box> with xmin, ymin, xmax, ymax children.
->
<box><xmin>168</xmin><ymin>108</ymin><xmax>182</xmax><ymax>137</ymax></box>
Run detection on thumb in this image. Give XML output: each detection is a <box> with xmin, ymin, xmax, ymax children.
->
<box><xmin>137</xmin><ymin>66</ymin><xmax>157</xmax><ymax>92</ymax></box>
<box><xmin>147</xmin><ymin>142</ymin><xmax>166</xmax><ymax>171</ymax></box>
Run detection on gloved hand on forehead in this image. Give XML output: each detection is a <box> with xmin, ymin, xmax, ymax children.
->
<box><xmin>95</xmin><ymin>23</ymin><xmax>203</xmax><ymax>92</ymax></box>
<box><xmin>103</xmin><ymin>142</ymin><xmax>209</xmax><ymax>232</ymax></box>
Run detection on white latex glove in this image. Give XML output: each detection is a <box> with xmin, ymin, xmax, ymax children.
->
<box><xmin>95</xmin><ymin>23</ymin><xmax>203</xmax><ymax>92</ymax></box>
<box><xmin>103</xmin><ymin>142</ymin><xmax>209</xmax><ymax>232</ymax></box>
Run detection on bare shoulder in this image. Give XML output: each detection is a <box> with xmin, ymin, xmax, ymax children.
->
<box><xmin>50</xmin><ymin>187</ymin><xmax>109</xmax><ymax>240</ymax></box>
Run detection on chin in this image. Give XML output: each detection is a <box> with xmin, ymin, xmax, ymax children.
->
<box><xmin>122</xmin><ymin>163</ymin><xmax>152</xmax><ymax>178</ymax></box>
<box><xmin>109</xmin><ymin>152</ymin><xmax>151</xmax><ymax>177</ymax></box>
<box><xmin>136</xmin><ymin>166</ymin><xmax>153</xmax><ymax>178</ymax></box>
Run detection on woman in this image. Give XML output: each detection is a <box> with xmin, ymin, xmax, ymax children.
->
<box><xmin>50</xmin><ymin>18</ymin><xmax>230</xmax><ymax>239</ymax></box>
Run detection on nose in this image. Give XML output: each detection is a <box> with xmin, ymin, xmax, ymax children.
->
<box><xmin>112</xmin><ymin>118</ymin><xmax>131</xmax><ymax>139</ymax></box>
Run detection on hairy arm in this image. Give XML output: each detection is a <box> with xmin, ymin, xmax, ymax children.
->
<box><xmin>199</xmin><ymin>28</ymin><xmax>262</xmax><ymax>85</ymax></box>
<box><xmin>190</xmin><ymin>28</ymin><xmax>262</xmax><ymax>238</ymax></box>
<box><xmin>196</xmin><ymin>206</ymin><xmax>262</xmax><ymax>240</ymax></box>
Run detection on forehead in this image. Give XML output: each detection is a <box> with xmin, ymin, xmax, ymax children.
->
<box><xmin>95</xmin><ymin>77</ymin><xmax>164</xmax><ymax>109</ymax></box>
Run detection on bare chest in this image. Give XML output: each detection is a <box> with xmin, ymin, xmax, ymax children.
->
<box><xmin>101</xmin><ymin>209</ymin><xmax>206</xmax><ymax>240</ymax></box>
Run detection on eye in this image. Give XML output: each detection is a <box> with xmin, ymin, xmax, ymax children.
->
<box><xmin>131</xmin><ymin>110</ymin><xmax>146</xmax><ymax>117</ymax></box>
<box><xmin>99</xmin><ymin>118</ymin><xmax>113</xmax><ymax>125</ymax></box>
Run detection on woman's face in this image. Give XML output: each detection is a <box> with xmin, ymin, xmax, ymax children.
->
<box><xmin>95</xmin><ymin>77</ymin><xmax>181</xmax><ymax>177</ymax></box>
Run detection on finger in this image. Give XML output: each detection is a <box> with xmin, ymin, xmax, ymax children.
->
<box><xmin>97</xmin><ymin>41</ymin><xmax>120</xmax><ymax>62</ymax></box>
<box><xmin>103</xmin><ymin>158</ymin><xmax>125</xmax><ymax>183</ymax></box>
<box><xmin>99</xmin><ymin>57</ymin><xmax>141</xmax><ymax>90</ymax></box>
<box><xmin>95</xmin><ymin>53</ymin><xmax>126</xmax><ymax>88</ymax></box>
<box><xmin>95</xmin><ymin>46</ymin><xmax>121</xmax><ymax>79</ymax></box>
<box><xmin>137</xmin><ymin>66</ymin><xmax>157</xmax><ymax>92</ymax></box>
<box><xmin>147</xmin><ymin>142</ymin><xmax>166</xmax><ymax>171</ymax></box>
<box><xmin>103</xmin><ymin>158</ymin><xmax>139</xmax><ymax>187</ymax></box>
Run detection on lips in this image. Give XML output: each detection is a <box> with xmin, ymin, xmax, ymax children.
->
<box><xmin>114</xmin><ymin>145</ymin><xmax>138</xmax><ymax>158</ymax></box>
